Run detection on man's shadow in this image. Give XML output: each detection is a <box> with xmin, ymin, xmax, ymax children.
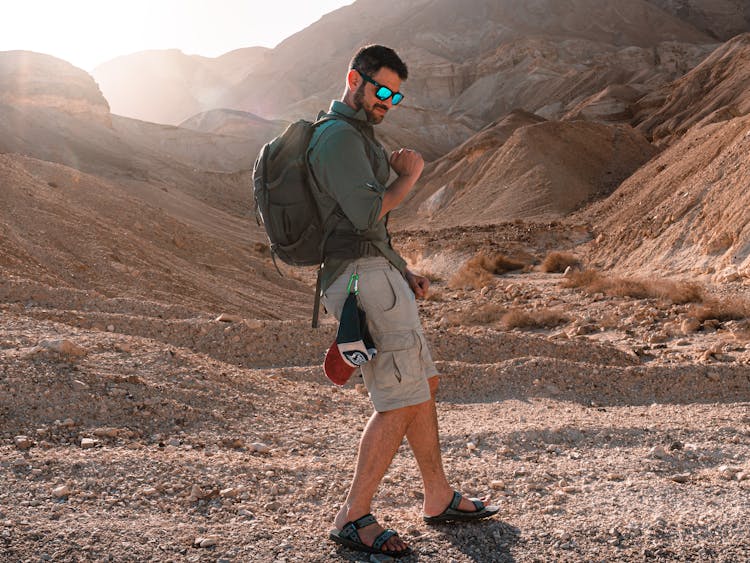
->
<box><xmin>413</xmin><ymin>518</ymin><xmax>520</xmax><ymax>562</ymax></box>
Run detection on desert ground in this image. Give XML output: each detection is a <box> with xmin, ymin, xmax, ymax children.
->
<box><xmin>3</xmin><ymin>1</ymin><xmax>750</xmax><ymax>561</ymax></box>
<box><xmin>2</xmin><ymin>221</ymin><xmax>749</xmax><ymax>562</ymax></box>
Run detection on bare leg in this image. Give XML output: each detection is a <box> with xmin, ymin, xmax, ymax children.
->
<box><xmin>334</xmin><ymin>403</ymin><xmax>420</xmax><ymax>554</ymax></box>
<box><xmin>406</xmin><ymin>376</ymin><xmax>482</xmax><ymax>515</ymax></box>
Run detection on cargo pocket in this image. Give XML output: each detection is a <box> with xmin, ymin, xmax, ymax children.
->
<box><xmin>362</xmin><ymin>330</ymin><xmax>420</xmax><ymax>392</ymax></box>
<box><xmin>358</xmin><ymin>269</ymin><xmax>398</xmax><ymax>313</ymax></box>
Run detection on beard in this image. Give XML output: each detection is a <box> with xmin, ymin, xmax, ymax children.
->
<box><xmin>353</xmin><ymin>82</ymin><xmax>388</xmax><ymax>124</ymax></box>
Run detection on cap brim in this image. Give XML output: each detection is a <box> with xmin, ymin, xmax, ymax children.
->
<box><xmin>323</xmin><ymin>341</ymin><xmax>356</xmax><ymax>386</ymax></box>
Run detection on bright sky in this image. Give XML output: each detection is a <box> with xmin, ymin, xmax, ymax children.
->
<box><xmin>1</xmin><ymin>0</ymin><xmax>354</xmax><ymax>71</ymax></box>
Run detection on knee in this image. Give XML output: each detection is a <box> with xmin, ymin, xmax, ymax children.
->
<box><xmin>428</xmin><ymin>375</ymin><xmax>439</xmax><ymax>397</ymax></box>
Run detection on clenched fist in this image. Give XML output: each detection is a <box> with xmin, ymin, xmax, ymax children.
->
<box><xmin>390</xmin><ymin>148</ymin><xmax>424</xmax><ymax>179</ymax></box>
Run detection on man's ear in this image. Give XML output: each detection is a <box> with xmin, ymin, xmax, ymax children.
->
<box><xmin>346</xmin><ymin>68</ymin><xmax>360</xmax><ymax>91</ymax></box>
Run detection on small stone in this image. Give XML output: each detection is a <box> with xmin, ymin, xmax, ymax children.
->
<box><xmin>671</xmin><ymin>473</ymin><xmax>690</xmax><ymax>483</ymax></box>
<box><xmin>355</xmin><ymin>383</ymin><xmax>369</xmax><ymax>396</ymax></box>
<box><xmin>250</xmin><ymin>443</ymin><xmax>271</xmax><ymax>454</ymax></box>
<box><xmin>107</xmin><ymin>325</ymin><xmax>115</xmax><ymax>332</ymax></box>
<box><xmin>669</xmin><ymin>441</ymin><xmax>684</xmax><ymax>451</ymax></box>
<box><xmin>648</xmin><ymin>446</ymin><xmax>669</xmax><ymax>459</ymax></box>
<box><xmin>38</xmin><ymin>339</ymin><xmax>87</xmax><ymax>357</ymax></box>
<box><xmin>680</xmin><ymin>318</ymin><xmax>701</xmax><ymax>335</ymax></box>
<box><xmin>187</xmin><ymin>484</ymin><xmax>206</xmax><ymax>502</ymax></box>
<box><xmin>93</xmin><ymin>428</ymin><xmax>120</xmax><ymax>439</ymax></box>
<box><xmin>300</xmin><ymin>435</ymin><xmax>315</xmax><ymax>445</ymax></box>
<box><xmin>220</xmin><ymin>487</ymin><xmax>240</xmax><ymax>499</ymax></box>
<box><xmin>215</xmin><ymin>313</ymin><xmax>241</xmax><ymax>323</ymax></box>
<box><xmin>194</xmin><ymin>536</ymin><xmax>218</xmax><ymax>548</ymax></box>
<box><xmin>490</xmin><ymin>480</ymin><xmax>506</xmax><ymax>490</ymax></box>
<box><xmin>718</xmin><ymin>465</ymin><xmax>737</xmax><ymax>480</ymax></box>
<box><xmin>14</xmin><ymin>436</ymin><xmax>33</xmax><ymax>450</ymax></box>
<box><xmin>141</xmin><ymin>487</ymin><xmax>159</xmax><ymax>496</ymax></box>
<box><xmin>264</xmin><ymin>501</ymin><xmax>280</xmax><ymax>512</ymax></box>
<box><xmin>71</xmin><ymin>380</ymin><xmax>89</xmax><ymax>391</ymax></box>
<box><xmin>80</xmin><ymin>438</ymin><xmax>98</xmax><ymax>449</ymax></box>
<box><xmin>467</xmin><ymin>441</ymin><xmax>478</xmax><ymax>451</ymax></box>
<box><xmin>52</xmin><ymin>485</ymin><xmax>70</xmax><ymax>498</ymax></box>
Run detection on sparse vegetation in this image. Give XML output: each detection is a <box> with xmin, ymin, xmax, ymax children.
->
<box><xmin>501</xmin><ymin>308</ymin><xmax>569</xmax><ymax>330</ymax></box>
<box><xmin>562</xmin><ymin>269</ymin><xmax>704</xmax><ymax>304</ymax></box>
<box><xmin>422</xmin><ymin>270</ymin><xmax>444</xmax><ymax>283</ymax></box>
<box><xmin>688</xmin><ymin>297</ymin><xmax>750</xmax><ymax>322</ymax></box>
<box><xmin>447</xmin><ymin>304</ymin><xmax>505</xmax><ymax>325</ymax></box>
<box><xmin>449</xmin><ymin>252</ymin><xmax>525</xmax><ymax>290</ymax></box>
<box><xmin>541</xmin><ymin>251</ymin><xmax>581</xmax><ymax>273</ymax></box>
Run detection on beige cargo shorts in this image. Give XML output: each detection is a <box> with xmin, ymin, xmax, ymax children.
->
<box><xmin>322</xmin><ymin>257</ymin><xmax>436</xmax><ymax>412</ymax></box>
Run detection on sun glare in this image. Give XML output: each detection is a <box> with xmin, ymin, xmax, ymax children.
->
<box><xmin>1</xmin><ymin>0</ymin><xmax>353</xmax><ymax>71</ymax></box>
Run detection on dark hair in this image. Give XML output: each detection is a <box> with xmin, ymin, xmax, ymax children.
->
<box><xmin>349</xmin><ymin>44</ymin><xmax>408</xmax><ymax>80</ymax></box>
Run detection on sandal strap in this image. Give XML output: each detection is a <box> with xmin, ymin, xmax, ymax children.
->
<box><xmin>340</xmin><ymin>513</ymin><xmax>377</xmax><ymax>543</ymax></box>
<box><xmin>372</xmin><ymin>529</ymin><xmax>397</xmax><ymax>551</ymax></box>
<box><xmin>448</xmin><ymin>491</ymin><xmax>462</xmax><ymax>510</ymax></box>
<box><xmin>449</xmin><ymin>491</ymin><xmax>485</xmax><ymax>513</ymax></box>
<box><xmin>469</xmin><ymin>497</ymin><xmax>486</xmax><ymax>511</ymax></box>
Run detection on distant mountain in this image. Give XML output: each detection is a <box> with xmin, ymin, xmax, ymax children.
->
<box><xmin>91</xmin><ymin>0</ymin><xmax>724</xmax><ymax>158</ymax></box>
<box><xmin>394</xmin><ymin>115</ymin><xmax>656</xmax><ymax>228</ymax></box>
<box><xmin>645</xmin><ymin>0</ymin><xmax>750</xmax><ymax>41</ymax></box>
<box><xmin>634</xmin><ymin>32</ymin><xmax>750</xmax><ymax>145</ymax></box>
<box><xmin>92</xmin><ymin>47</ymin><xmax>269</xmax><ymax>125</ymax></box>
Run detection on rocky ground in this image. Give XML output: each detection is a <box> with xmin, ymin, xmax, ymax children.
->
<box><xmin>2</xmin><ymin>237</ymin><xmax>749</xmax><ymax>562</ymax></box>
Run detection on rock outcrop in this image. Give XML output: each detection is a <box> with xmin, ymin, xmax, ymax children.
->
<box><xmin>0</xmin><ymin>51</ymin><xmax>110</xmax><ymax>125</ymax></box>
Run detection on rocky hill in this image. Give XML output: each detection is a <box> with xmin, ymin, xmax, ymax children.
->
<box><xmin>395</xmin><ymin>117</ymin><xmax>656</xmax><ymax>228</ymax></box>
<box><xmin>634</xmin><ymin>32</ymin><xmax>750</xmax><ymax>145</ymax></box>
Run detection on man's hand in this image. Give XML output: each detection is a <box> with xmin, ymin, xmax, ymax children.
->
<box><xmin>405</xmin><ymin>269</ymin><xmax>430</xmax><ymax>299</ymax></box>
<box><xmin>390</xmin><ymin>148</ymin><xmax>424</xmax><ymax>180</ymax></box>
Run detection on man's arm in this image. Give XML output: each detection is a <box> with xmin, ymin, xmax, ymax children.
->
<box><xmin>378</xmin><ymin>148</ymin><xmax>424</xmax><ymax>220</ymax></box>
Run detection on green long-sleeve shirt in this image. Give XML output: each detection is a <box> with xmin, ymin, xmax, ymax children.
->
<box><xmin>308</xmin><ymin>100</ymin><xmax>406</xmax><ymax>294</ymax></box>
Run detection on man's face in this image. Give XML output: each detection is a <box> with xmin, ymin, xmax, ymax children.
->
<box><xmin>352</xmin><ymin>67</ymin><xmax>402</xmax><ymax>125</ymax></box>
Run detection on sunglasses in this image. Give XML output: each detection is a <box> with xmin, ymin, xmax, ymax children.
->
<box><xmin>356</xmin><ymin>70</ymin><xmax>404</xmax><ymax>105</ymax></box>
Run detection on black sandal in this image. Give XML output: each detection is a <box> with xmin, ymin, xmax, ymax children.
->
<box><xmin>329</xmin><ymin>513</ymin><xmax>412</xmax><ymax>558</ymax></box>
<box><xmin>423</xmin><ymin>490</ymin><xmax>500</xmax><ymax>524</ymax></box>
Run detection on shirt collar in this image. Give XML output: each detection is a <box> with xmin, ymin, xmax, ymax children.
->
<box><xmin>329</xmin><ymin>100</ymin><xmax>369</xmax><ymax>123</ymax></box>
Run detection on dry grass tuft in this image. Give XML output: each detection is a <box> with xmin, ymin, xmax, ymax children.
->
<box><xmin>688</xmin><ymin>297</ymin><xmax>750</xmax><ymax>322</ymax></box>
<box><xmin>447</xmin><ymin>304</ymin><xmax>506</xmax><ymax>326</ymax></box>
<box><xmin>562</xmin><ymin>269</ymin><xmax>703</xmax><ymax>304</ymax></box>
<box><xmin>449</xmin><ymin>252</ymin><xmax>525</xmax><ymax>290</ymax></box>
<box><xmin>501</xmin><ymin>308</ymin><xmax>569</xmax><ymax>330</ymax></box>
<box><xmin>422</xmin><ymin>270</ymin><xmax>444</xmax><ymax>283</ymax></box>
<box><xmin>424</xmin><ymin>288</ymin><xmax>445</xmax><ymax>302</ymax></box>
<box><xmin>541</xmin><ymin>252</ymin><xmax>581</xmax><ymax>273</ymax></box>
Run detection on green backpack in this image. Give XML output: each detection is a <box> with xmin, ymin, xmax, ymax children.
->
<box><xmin>252</xmin><ymin>113</ymin><xmax>359</xmax><ymax>326</ymax></box>
<box><xmin>252</xmin><ymin>115</ymin><xmax>342</xmax><ymax>268</ymax></box>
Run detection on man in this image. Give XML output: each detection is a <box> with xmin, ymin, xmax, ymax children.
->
<box><xmin>308</xmin><ymin>45</ymin><xmax>498</xmax><ymax>558</ymax></box>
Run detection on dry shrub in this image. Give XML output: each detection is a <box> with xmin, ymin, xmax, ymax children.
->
<box><xmin>449</xmin><ymin>252</ymin><xmax>524</xmax><ymax>290</ymax></box>
<box><xmin>652</xmin><ymin>281</ymin><xmax>704</xmax><ymax>305</ymax></box>
<box><xmin>541</xmin><ymin>252</ymin><xmax>581</xmax><ymax>273</ymax></box>
<box><xmin>561</xmin><ymin>269</ymin><xmax>603</xmax><ymax>289</ymax></box>
<box><xmin>562</xmin><ymin>269</ymin><xmax>703</xmax><ymax>305</ymax></box>
<box><xmin>422</xmin><ymin>270</ymin><xmax>443</xmax><ymax>283</ymax></box>
<box><xmin>501</xmin><ymin>308</ymin><xmax>569</xmax><ymax>330</ymax></box>
<box><xmin>447</xmin><ymin>304</ymin><xmax>506</xmax><ymax>326</ymax></box>
<box><xmin>688</xmin><ymin>297</ymin><xmax>750</xmax><ymax>322</ymax></box>
<box><xmin>424</xmin><ymin>288</ymin><xmax>445</xmax><ymax>302</ymax></box>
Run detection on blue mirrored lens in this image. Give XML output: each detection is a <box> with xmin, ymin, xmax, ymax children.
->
<box><xmin>376</xmin><ymin>86</ymin><xmax>392</xmax><ymax>100</ymax></box>
<box><xmin>391</xmin><ymin>92</ymin><xmax>403</xmax><ymax>105</ymax></box>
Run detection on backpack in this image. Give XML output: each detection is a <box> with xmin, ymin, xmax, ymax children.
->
<box><xmin>252</xmin><ymin>113</ymin><xmax>357</xmax><ymax>327</ymax></box>
<box><xmin>252</xmin><ymin>115</ymin><xmax>341</xmax><ymax>268</ymax></box>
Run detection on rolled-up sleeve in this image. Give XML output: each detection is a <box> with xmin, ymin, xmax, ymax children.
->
<box><xmin>309</xmin><ymin>126</ymin><xmax>385</xmax><ymax>232</ymax></box>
